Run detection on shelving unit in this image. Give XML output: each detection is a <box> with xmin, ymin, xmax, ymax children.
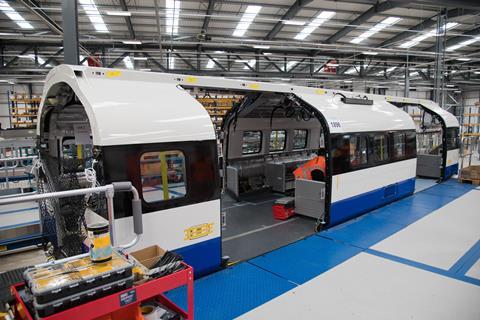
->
<box><xmin>460</xmin><ymin>101</ymin><xmax>480</xmax><ymax>138</ymax></box>
<box><xmin>8</xmin><ymin>93</ymin><xmax>42</xmax><ymax>129</ymax></box>
<box><xmin>196</xmin><ymin>95</ymin><xmax>242</xmax><ymax>133</ymax></box>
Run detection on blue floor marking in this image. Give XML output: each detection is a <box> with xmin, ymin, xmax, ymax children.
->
<box><xmin>249</xmin><ymin>236</ymin><xmax>363</xmax><ymax>285</ymax></box>
<box><xmin>167</xmin><ymin>179</ymin><xmax>477</xmax><ymax>319</ymax></box>
<box><xmin>449</xmin><ymin>240</ymin><xmax>480</xmax><ymax>275</ymax></box>
<box><xmin>366</xmin><ymin>248</ymin><xmax>480</xmax><ymax>286</ymax></box>
<box><xmin>166</xmin><ymin>262</ymin><xmax>295</xmax><ymax>320</ymax></box>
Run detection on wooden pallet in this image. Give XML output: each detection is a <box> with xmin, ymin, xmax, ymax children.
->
<box><xmin>459</xmin><ymin>178</ymin><xmax>480</xmax><ymax>185</ymax></box>
<box><xmin>459</xmin><ymin>165</ymin><xmax>480</xmax><ymax>185</ymax></box>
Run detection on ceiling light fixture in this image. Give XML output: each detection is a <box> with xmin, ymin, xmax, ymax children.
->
<box><xmin>166</xmin><ymin>0</ymin><xmax>181</xmax><ymax>34</ymax></box>
<box><xmin>106</xmin><ymin>11</ymin><xmax>131</xmax><ymax>16</ymax></box>
<box><xmin>457</xmin><ymin>57</ymin><xmax>471</xmax><ymax>61</ymax></box>
<box><xmin>362</xmin><ymin>51</ymin><xmax>378</xmax><ymax>55</ymax></box>
<box><xmin>0</xmin><ymin>0</ymin><xmax>33</xmax><ymax>29</ymax></box>
<box><xmin>446</xmin><ymin>36</ymin><xmax>480</xmax><ymax>51</ymax></box>
<box><xmin>133</xmin><ymin>56</ymin><xmax>147</xmax><ymax>60</ymax></box>
<box><xmin>294</xmin><ymin>11</ymin><xmax>335</xmax><ymax>40</ymax></box>
<box><xmin>122</xmin><ymin>40</ymin><xmax>142</xmax><ymax>45</ymax></box>
<box><xmin>350</xmin><ymin>17</ymin><xmax>401</xmax><ymax>44</ymax></box>
<box><xmin>233</xmin><ymin>5</ymin><xmax>261</xmax><ymax>37</ymax></box>
<box><xmin>399</xmin><ymin>22</ymin><xmax>458</xmax><ymax>48</ymax></box>
<box><xmin>283</xmin><ymin>20</ymin><xmax>306</xmax><ymax>26</ymax></box>
<box><xmin>253</xmin><ymin>45</ymin><xmax>270</xmax><ymax>49</ymax></box>
<box><xmin>79</xmin><ymin>0</ymin><xmax>109</xmax><ymax>33</ymax></box>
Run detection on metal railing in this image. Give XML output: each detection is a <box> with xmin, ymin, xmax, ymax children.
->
<box><xmin>0</xmin><ymin>181</ymin><xmax>143</xmax><ymax>250</ymax></box>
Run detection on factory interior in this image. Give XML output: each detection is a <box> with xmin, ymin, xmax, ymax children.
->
<box><xmin>0</xmin><ymin>0</ymin><xmax>479</xmax><ymax>319</ymax></box>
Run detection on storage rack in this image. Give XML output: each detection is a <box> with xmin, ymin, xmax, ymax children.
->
<box><xmin>11</xmin><ymin>263</ymin><xmax>194</xmax><ymax>320</ymax></box>
<box><xmin>461</xmin><ymin>100</ymin><xmax>480</xmax><ymax>138</ymax></box>
<box><xmin>8</xmin><ymin>94</ymin><xmax>42</xmax><ymax>129</ymax></box>
<box><xmin>196</xmin><ymin>95</ymin><xmax>242</xmax><ymax>133</ymax></box>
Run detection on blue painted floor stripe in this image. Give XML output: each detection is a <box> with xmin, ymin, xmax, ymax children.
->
<box><xmin>449</xmin><ymin>240</ymin><xmax>480</xmax><ymax>275</ymax></box>
<box><xmin>249</xmin><ymin>236</ymin><xmax>363</xmax><ymax>285</ymax></box>
<box><xmin>366</xmin><ymin>248</ymin><xmax>480</xmax><ymax>286</ymax></box>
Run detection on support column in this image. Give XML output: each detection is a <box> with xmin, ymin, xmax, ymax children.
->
<box><xmin>62</xmin><ymin>0</ymin><xmax>79</xmax><ymax>65</ymax></box>
<box><xmin>404</xmin><ymin>53</ymin><xmax>409</xmax><ymax>97</ymax></box>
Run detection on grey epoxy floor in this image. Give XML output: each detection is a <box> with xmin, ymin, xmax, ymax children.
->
<box><xmin>221</xmin><ymin>192</ymin><xmax>316</xmax><ymax>262</ymax></box>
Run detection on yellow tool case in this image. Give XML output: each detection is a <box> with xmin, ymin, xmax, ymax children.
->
<box><xmin>23</xmin><ymin>250</ymin><xmax>133</xmax><ymax>305</ymax></box>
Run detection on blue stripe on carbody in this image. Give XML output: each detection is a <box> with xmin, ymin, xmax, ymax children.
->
<box><xmin>173</xmin><ymin>237</ymin><xmax>222</xmax><ymax>277</ymax></box>
<box><xmin>444</xmin><ymin>163</ymin><xmax>459</xmax><ymax>179</ymax></box>
<box><xmin>449</xmin><ymin>240</ymin><xmax>480</xmax><ymax>275</ymax></box>
<box><xmin>330</xmin><ymin>178</ymin><xmax>415</xmax><ymax>226</ymax></box>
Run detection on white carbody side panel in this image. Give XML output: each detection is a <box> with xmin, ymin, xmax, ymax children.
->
<box><xmin>447</xmin><ymin>149</ymin><xmax>460</xmax><ymax>167</ymax></box>
<box><xmin>331</xmin><ymin>159</ymin><xmax>417</xmax><ymax>202</ymax></box>
<box><xmin>114</xmin><ymin>199</ymin><xmax>220</xmax><ymax>252</ymax></box>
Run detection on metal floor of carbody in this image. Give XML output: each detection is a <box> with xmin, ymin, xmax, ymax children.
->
<box><xmin>166</xmin><ymin>179</ymin><xmax>480</xmax><ymax>320</ymax></box>
<box><xmin>221</xmin><ymin>192</ymin><xmax>316</xmax><ymax>262</ymax></box>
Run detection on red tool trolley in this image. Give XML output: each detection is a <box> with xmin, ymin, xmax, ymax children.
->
<box><xmin>10</xmin><ymin>262</ymin><xmax>194</xmax><ymax>320</ymax></box>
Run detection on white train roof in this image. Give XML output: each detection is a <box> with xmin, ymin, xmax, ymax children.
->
<box><xmin>368</xmin><ymin>94</ymin><xmax>459</xmax><ymax>128</ymax></box>
<box><xmin>39</xmin><ymin>65</ymin><xmax>420</xmax><ymax>146</ymax></box>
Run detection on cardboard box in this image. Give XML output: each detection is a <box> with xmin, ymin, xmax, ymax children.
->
<box><xmin>130</xmin><ymin>245</ymin><xmax>166</xmax><ymax>269</ymax></box>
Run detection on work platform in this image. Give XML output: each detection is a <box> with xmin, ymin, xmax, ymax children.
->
<box><xmin>167</xmin><ymin>179</ymin><xmax>480</xmax><ymax>320</ymax></box>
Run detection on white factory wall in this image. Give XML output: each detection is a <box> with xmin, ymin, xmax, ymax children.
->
<box><xmin>0</xmin><ymin>83</ymin><xmax>44</xmax><ymax>129</ymax></box>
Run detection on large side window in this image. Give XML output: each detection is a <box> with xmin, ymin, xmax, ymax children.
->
<box><xmin>392</xmin><ymin>132</ymin><xmax>406</xmax><ymax>159</ymax></box>
<box><xmin>140</xmin><ymin>150</ymin><xmax>187</xmax><ymax>203</ymax></box>
<box><xmin>242</xmin><ymin>131</ymin><xmax>262</xmax><ymax>154</ymax></box>
<box><xmin>269</xmin><ymin>130</ymin><xmax>286</xmax><ymax>152</ymax></box>
<box><xmin>293</xmin><ymin>129</ymin><xmax>308</xmax><ymax>149</ymax></box>
<box><xmin>373</xmin><ymin>134</ymin><xmax>389</xmax><ymax>162</ymax></box>
<box><xmin>349</xmin><ymin>135</ymin><xmax>368</xmax><ymax>168</ymax></box>
<box><xmin>405</xmin><ymin>131</ymin><xmax>416</xmax><ymax>158</ymax></box>
<box><xmin>446</xmin><ymin>127</ymin><xmax>460</xmax><ymax>150</ymax></box>
<box><xmin>331</xmin><ymin>134</ymin><xmax>351</xmax><ymax>175</ymax></box>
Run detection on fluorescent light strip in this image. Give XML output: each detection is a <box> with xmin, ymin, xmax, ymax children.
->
<box><xmin>79</xmin><ymin>0</ymin><xmax>109</xmax><ymax>33</ymax></box>
<box><xmin>123</xmin><ymin>56</ymin><xmax>133</xmax><ymax>69</ymax></box>
<box><xmin>253</xmin><ymin>45</ymin><xmax>270</xmax><ymax>49</ymax></box>
<box><xmin>375</xmin><ymin>66</ymin><xmax>396</xmax><ymax>76</ymax></box>
<box><xmin>399</xmin><ymin>22</ymin><xmax>458</xmax><ymax>48</ymax></box>
<box><xmin>0</xmin><ymin>0</ymin><xmax>33</xmax><ymax>29</ymax></box>
<box><xmin>166</xmin><ymin>0</ymin><xmax>180</xmax><ymax>34</ymax></box>
<box><xmin>446</xmin><ymin>36</ymin><xmax>480</xmax><ymax>51</ymax></box>
<box><xmin>362</xmin><ymin>51</ymin><xmax>378</xmax><ymax>55</ymax></box>
<box><xmin>122</xmin><ymin>40</ymin><xmax>142</xmax><ymax>45</ymax></box>
<box><xmin>169</xmin><ymin>56</ymin><xmax>175</xmax><ymax>69</ymax></box>
<box><xmin>106</xmin><ymin>11</ymin><xmax>131</xmax><ymax>16</ymax></box>
<box><xmin>283</xmin><ymin>20</ymin><xmax>305</xmax><ymax>26</ymax></box>
<box><xmin>350</xmin><ymin>17</ymin><xmax>401</xmax><ymax>44</ymax></box>
<box><xmin>295</xmin><ymin>11</ymin><xmax>335</xmax><ymax>40</ymax></box>
<box><xmin>233</xmin><ymin>5</ymin><xmax>261</xmax><ymax>37</ymax></box>
<box><xmin>457</xmin><ymin>57</ymin><xmax>471</xmax><ymax>61</ymax></box>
